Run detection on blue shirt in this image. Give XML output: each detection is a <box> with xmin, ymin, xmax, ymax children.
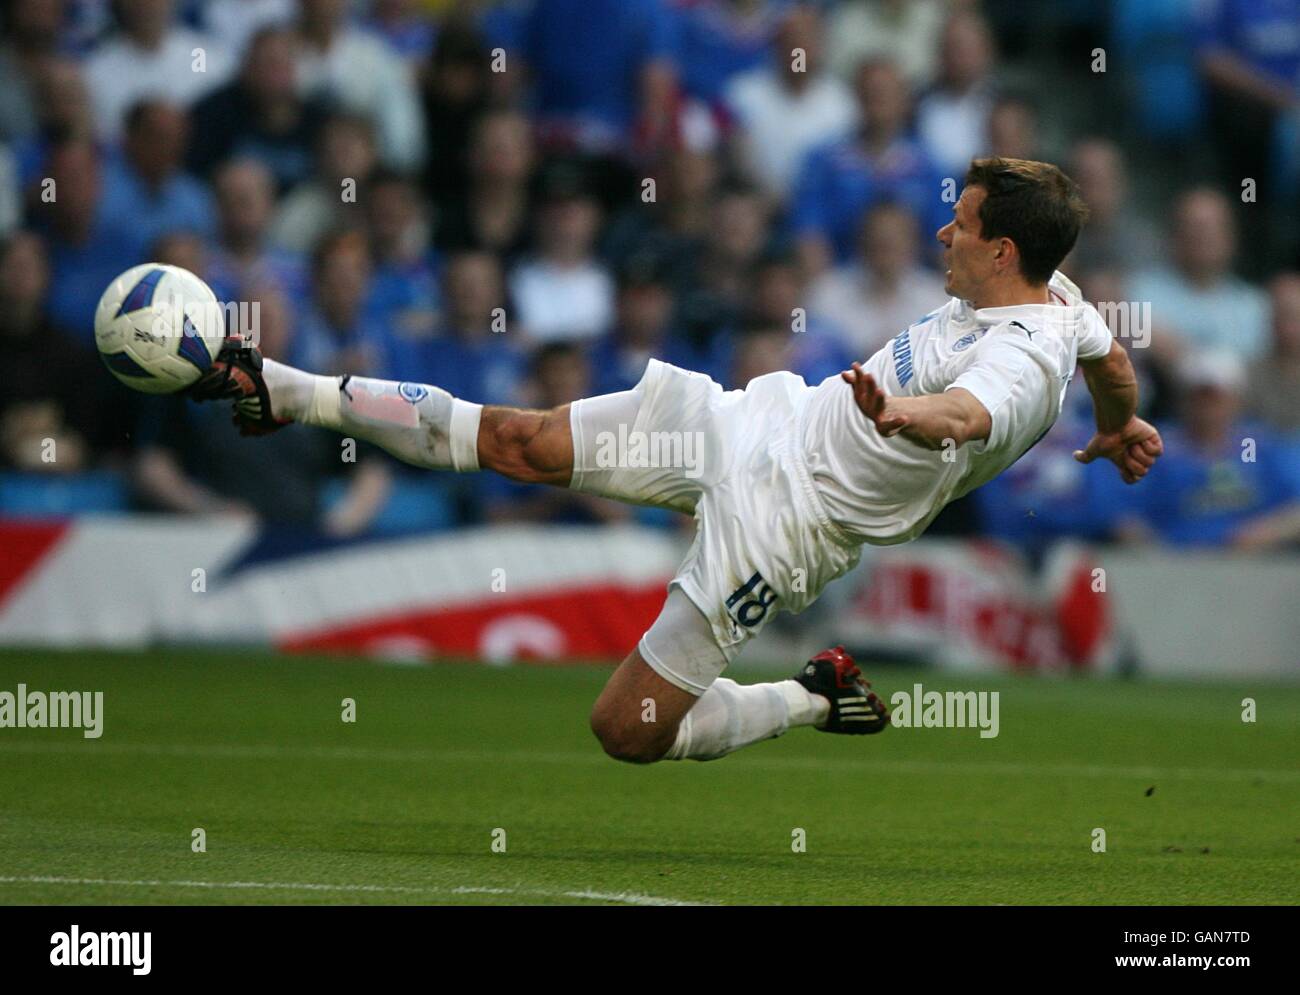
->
<box><xmin>587</xmin><ymin>330</ymin><xmax>713</xmax><ymax>395</ymax></box>
<box><xmin>790</xmin><ymin>134</ymin><xmax>949</xmax><ymax>263</ymax></box>
<box><xmin>522</xmin><ymin>0</ymin><xmax>678</xmax><ymax>140</ymax></box>
<box><xmin>1127</xmin><ymin>422</ymin><xmax>1300</xmax><ymax>546</ymax></box>
<box><xmin>100</xmin><ymin>156</ymin><xmax>216</xmax><ymax>255</ymax></box>
<box><xmin>1197</xmin><ymin>0</ymin><xmax>1300</xmax><ymax>87</ymax></box>
<box><xmin>1127</xmin><ymin>267</ymin><xmax>1270</xmax><ymax>361</ymax></box>
<box><xmin>289</xmin><ymin>305</ymin><xmax>396</xmax><ymax>379</ymax></box>
<box><xmin>205</xmin><ymin>246</ymin><xmax>310</xmax><ymax>318</ymax></box>
<box><xmin>43</xmin><ymin>208</ymin><xmax>145</xmax><ymax>343</ymax></box>
<box><xmin>673</xmin><ymin>0</ymin><xmax>784</xmax><ymax>104</ymax></box>
<box><xmin>386</xmin><ymin>328</ymin><xmax>527</xmax><ymax>407</ymax></box>
<box><xmin>368</xmin><ymin>253</ymin><xmax>444</xmax><ymax>346</ymax></box>
<box><xmin>972</xmin><ymin>414</ymin><xmax>1130</xmax><ymax>550</ymax></box>
<box><xmin>704</xmin><ymin>319</ymin><xmax>857</xmax><ymax>389</ymax></box>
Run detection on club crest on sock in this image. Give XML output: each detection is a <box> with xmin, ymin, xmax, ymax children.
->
<box><xmin>398</xmin><ymin>382</ymin><xmax>429</xmax><ymax>403</ymax></box>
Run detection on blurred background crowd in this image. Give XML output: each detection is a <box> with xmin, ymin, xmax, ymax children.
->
<box><xmin>1</xmin><ymin>0</ymin><xmax>1298</xmax><ymax>553</ymax></box>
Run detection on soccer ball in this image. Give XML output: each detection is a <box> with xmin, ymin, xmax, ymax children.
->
<box><xmin>94</xmin><ymin>263</ymin><xmax>227</xmax><ymax>394</ymax></box>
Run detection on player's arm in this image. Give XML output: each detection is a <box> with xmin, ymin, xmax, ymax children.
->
<box><xmin>1073</xmin><ymin>339</ymin><xmax>1163</xmax><ymax>484</ymax></box>
<box><xmin>841</xmin><ymin>363</ymin><xmax>990</xmax><ymax>450</ymax></box>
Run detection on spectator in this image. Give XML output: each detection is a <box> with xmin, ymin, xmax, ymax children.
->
<box><xmin>1197</xmin><ymin>0</ymin><xmax>1300</xmax><ymax>203</ymax></box>
<box><xmin>916</xmin><ymin>9</ymin><xmax>997</xmax><ymax>178</ymax></box>
<box><xmin>1075</xmin><ymin>266</ymin><xmax>1172</xmax><ymax>423</ymax></box>
<box><xmin>519</xmin><ymin>0</ymin><xmax>678</xmax><ymax>157</ymax></box>
<box><xmin>1129</xmin><ymin>187</ymin><xmax>1270</xmax><ymax>364</ymax></box>
<box><xmin>290</xmin><ymin>228</ymin><xmax>391</xmax><ymax>377</ymax></box>
<box><xmin>790</xmin><ymin>57</ymin><xmax>947</xmax><ymax>273</ymax></box>
<box><xmin>810</xmin><ymin>201</ymin><xmax>946</xmax><ymax>357</ymax></box>
<box><xmin>0</xmin><ymin>143</ymin><xmax>16</xmax><ymax>236</ymax></box>
<box><xmin>32</xmin><ymin>138</ymin><xmax>140</xmax><ymax>341</ymax></box>
<box><xmin>603</xmin><ymin>138</ymin><xmax>722</xmax><ymax>274</ymax></box>
<box><xmin>482</xmin><ymin>342</ymin><xmax>632</xmax><ymax>524</ymax></box>
<box><xmin>733</xmin><ymin>318</ymin><xmax>800</xmax><ymax>384</ymax></box>
<box><xmin>294</xmin><ymin>0</ymin><xmax>426</xmax><ymax>171</ymax></box>
<box><xmin>725</xmin><ymin>4</ymin><xmax>856</xmax><ymax>200</ymax></box>
<box><xmin>206</xmin><ymin>157</ymin><xmax>306</xmax><ymax>349</ymax></box>
<box><xmin>987</xmin><ymin>93</ymin><xmax>1039</xmax><ymax>162</ymax></box>
<box><xmin>365</xmin><ymin>170</ymin><xmax>441</xmax><ymax>345</ymax></box>
<box><xmin>827</xmin><ymin>0</ymin><xmax>947</xmax><ymax>88</ymax></box>
<box><xmin>588</xmin><ymin>251</ymin><xmax>706</xmax><ymax>395</ymax></box>
<box><xmin>11</xmin><ymin>57</ymin><xmax>96</xmax><ymax>188</ymax></box>
<box><xmin>132</xmin><ymin>371</ymin><xmax>392</xmax><ymax>533</ymax></box>
<box><xmin>509</xmin><ymin>163</ymin><xmax>614</xmax><ymax>343</ymax></box>
<box><xmin>187</xmin><ymin>24</ymin><xmax>329</xmax><ymax>191</ymax></box>
<box><xmin>676</xmin><ymin>0</ymin><xmax>785</xmax><ymax>108</ymax></box>
<box><xmin>1064</xmin><ymin>137</ymin><xmax>1162</xmax><ymax>273</ymax></box>
<box><xmin>85</xmin><ymin>0</ymin><xmax>232</xmax><ymax>140</ymax></box>
<box><xmin>269</xmin><ymin>112</ymin><xmax>376</xmax><ymax>254</ymax></box>
<box><xmin>434</xmin><ymin>108</ymin><xmax>534</xmax><ymax>263</ymax></box>
<box><xmin>420</xmin><ymin>19</ymin><xmax>493</xmax><ymax>211</ymax></box>
<box><xmin>366</xmin><ymin>0</ymin><xmax>437</xmax><ymax>69</ymax></box>
<box><xmin>0</xmin><ymin>0</ymin><xmax>65</xmax><ymax>143</ymax></box>
<box><xmin>390</xmin><ymin>250</ymin><xmax>525</xmax><ymax>407</ymax></box>
<box><xmin>727</xmin><ymin>251</ymin><xmax>854</xmax><ymax>385</ymax></box>
<box><xmin>1247</xmin><ymin>273</ymin><xmax>1300</xmax><ymax>433</ymax></box>
<box><xmin>1116</xmin><ymin>352</ymin><xmax>1300</xmax><ymax>550</ymax></box>
<box><xmin>971</xmin><ymin>380</ymin><xmax>1121</xmax><ymax>555</ymax></box>
<box><xmin>0</xmin><ymin>231</ymin><xmax>131</xmax><ymax>471</ymax></box>
<box><xmin>676</xmin><ymin>181</ymin><xmax>772</xmax><ymax>344</ymax></box>
<box><xmin>101</xmin><ymin>100</ymin><xmax>216</xmax><ymax>253</ymax></box>
<box><xmin>199</xmin><ymin>0</ymin><xmax>296</xmax><ymax>61</ymax></box>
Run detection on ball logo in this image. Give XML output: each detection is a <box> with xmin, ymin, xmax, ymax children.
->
<box><xmin>953</xmin><ymin>332</ymin><xmax>979</xmax><ymax>352</ymax></box>
<box><xmin>398</xmin><ymin>382</ymin><xmax>429</xmax><ymax>404</ymax></box>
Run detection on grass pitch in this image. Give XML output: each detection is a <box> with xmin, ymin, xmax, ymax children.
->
<box><xmin>0</xmin><ymin>649</ymin><xmax>1295</xmax><ymax>905</ymax></box>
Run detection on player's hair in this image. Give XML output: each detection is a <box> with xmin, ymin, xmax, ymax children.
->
<box><xmin>964</xmin><ymin>157</ymin><xmax>1089</xmax><ymax>284</ymax></box>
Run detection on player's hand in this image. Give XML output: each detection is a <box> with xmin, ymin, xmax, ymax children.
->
<box><xmin>842</xmin><ymin>363</ymin><xmax>909</xmax><ymax>437</ymax></box>
<box><xmin>1073</xmin><ymin>417</ymin><xmax>1163</xmax><ymax>484</ymax></box>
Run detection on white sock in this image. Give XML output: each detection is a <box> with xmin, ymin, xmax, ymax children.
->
<box><xmin>664</xmin><ymin>678</ymin><xmax>830</xmax><ymax>761</ymax></box>
<box><xmin>262</xmin><ymin>360</ymin><xmax>481</xmax><ymax>471</ymax></box>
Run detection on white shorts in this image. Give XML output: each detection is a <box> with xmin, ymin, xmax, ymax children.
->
<box><xmin>570</xmin><ymin>360</ymin><xmax>862</xmax><ymax>693</ymax></box>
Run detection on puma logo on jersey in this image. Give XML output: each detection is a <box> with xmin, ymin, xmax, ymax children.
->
<box><xmin>1010</xmin><ymin>320</ymin><xmax>1036</xmax><ymax>340</ymax></box>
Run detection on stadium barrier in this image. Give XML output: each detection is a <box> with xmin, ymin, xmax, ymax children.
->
<box><xmin>1</xmin><ymin>518</ymin><xmax>1296</xmax><ymax>679</ymax></box>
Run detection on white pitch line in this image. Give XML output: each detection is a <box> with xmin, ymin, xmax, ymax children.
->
<box><xmin>0</xmin><ymin>875</ymin><xmax>702</xmax><ymax>906</ymax></box>
<box><xmin>1</xmin><ymin>739</ymin><xmax>1296</xmax><ymax>783</ymax></box>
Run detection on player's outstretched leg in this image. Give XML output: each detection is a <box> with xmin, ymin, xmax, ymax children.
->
<box><xmin>187</xmin><ymin>341</ymin><xmax>577</xmax><ymax>484</ymax></box>
<box><xmin>591</xmin><ymin>589</ymin><xmax>889</xmax><ymax>763</ymax></box>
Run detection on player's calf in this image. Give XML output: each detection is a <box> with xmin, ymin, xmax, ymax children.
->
<box><xmin>589</xmin><ymin>647</ymin><xmax>698</xmax><ymax>764</ymax></box>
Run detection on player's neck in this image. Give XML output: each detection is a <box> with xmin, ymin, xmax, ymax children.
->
<box><xmin>970</xmin><ymin>280</ymin><xmax>1051</xmax><ymax>310</ymax></box>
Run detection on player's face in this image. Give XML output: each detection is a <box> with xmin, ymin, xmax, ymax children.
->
<box><xmin>936</xmin><ymin>186</ymin><xmax>997</xmax><ymax>301</ymax></box>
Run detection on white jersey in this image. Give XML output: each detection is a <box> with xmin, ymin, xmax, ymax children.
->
<box><xmin>802</xmin><ymin>270</ymin><xmax>1114</xmax><ymax>545</ymax></box>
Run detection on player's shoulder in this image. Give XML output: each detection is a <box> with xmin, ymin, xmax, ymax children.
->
<box><xmin>909</xmin><ymin>296</ymin><xmax>963</xmax><ymax>335</ymax></box>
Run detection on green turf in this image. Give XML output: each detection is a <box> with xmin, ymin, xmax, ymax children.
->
<box><xmin>0</xmin><ymin>648</ymin><xmax>1295</xmax><ymax>905</ymax></box>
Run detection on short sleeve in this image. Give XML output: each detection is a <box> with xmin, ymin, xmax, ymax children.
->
<box><xmin>1075</xmin><ymin>311</ymin><xmax>1114</xmax><ymax>362</ymax></box>
<box><xmin>945</xmin><ymin>335</ymin><xmax>1041</xmax><ymax>453</ymax></box>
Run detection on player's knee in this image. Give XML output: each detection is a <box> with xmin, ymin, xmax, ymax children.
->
<box><xmin>589</xmin><ymin>705</ymin><xmax>671</xmax><ymax>764</ymax></box>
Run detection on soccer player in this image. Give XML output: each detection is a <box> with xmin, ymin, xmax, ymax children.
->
<box><xmin>189</xmin><ymin>158</ymin><xmax>1163</xmax><ymax>763</ymax></box>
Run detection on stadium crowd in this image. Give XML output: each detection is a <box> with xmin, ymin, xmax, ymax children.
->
<box><xmin>0</xmin><ymin>0</ymin><xmax>1298</xmax><ymax>552</ymax></box>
